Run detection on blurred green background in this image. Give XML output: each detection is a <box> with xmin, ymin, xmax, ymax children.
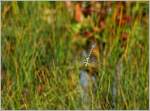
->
<box><xmin>1</xmin><ymin>1</ymin><xmax>149</xmax><ymax>109</ymax></box>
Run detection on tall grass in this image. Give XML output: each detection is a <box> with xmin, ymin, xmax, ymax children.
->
<box><xmin>1</xmin><ymin>1</ymin><xmax>149</xmax><ymax>109</ymax></box>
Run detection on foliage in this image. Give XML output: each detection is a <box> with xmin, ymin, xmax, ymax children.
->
<box><xmin>1</xmin><ymin>1</ymin><xmax>149</xmax><ymax>109</ymax></box>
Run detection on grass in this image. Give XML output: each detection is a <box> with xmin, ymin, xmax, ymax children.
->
<box><xmin>1</xmin><ymin>1</ymin><xmax>149</xmax><ymax>110</ymax></box>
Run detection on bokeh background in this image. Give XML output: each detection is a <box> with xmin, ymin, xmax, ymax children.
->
<box><xmin>1</xmin><ymin>1</ymin><xmax>149</xmax><ymax>109</ymax></box>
